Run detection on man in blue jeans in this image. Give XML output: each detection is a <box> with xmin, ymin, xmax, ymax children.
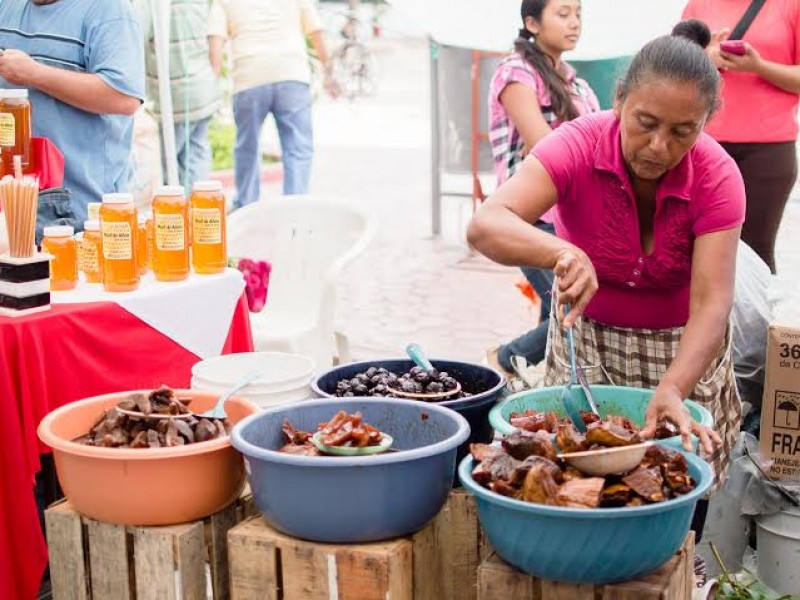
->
<box><xmin>209</xmin><ymin>0</ymin><xmax>337</xmax><ymax>207</ymax></box>
<box><xmin>141</xmin><ymin>0</ymin><xmax>222</xmax><ymax>190</ymax></box>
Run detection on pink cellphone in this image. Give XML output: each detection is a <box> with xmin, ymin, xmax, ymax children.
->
<box><xmin>720</xmin><ymin>40</ymin><xmax>746</xmax><ymax>56</ymax></box>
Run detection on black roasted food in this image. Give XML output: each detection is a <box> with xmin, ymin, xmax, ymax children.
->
<box><xmin>333</xmin><ymin>366</ymin><xmax>470</xmax><ymax>400</ymax></box>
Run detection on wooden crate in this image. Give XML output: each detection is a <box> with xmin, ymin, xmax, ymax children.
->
<box><xmin>478</xmin><ymin>535</ymin><xmax>695</xmax><ymax>600</ymax></box>
<box><xmin>228</xmin><ymin>489</ymin><xmax>485</xmax><ymax>600</ymax></box>
<box><xmin>44</xmin><ymin>492</ymin><xmax>255</xmax><ymax>600</ymax></box>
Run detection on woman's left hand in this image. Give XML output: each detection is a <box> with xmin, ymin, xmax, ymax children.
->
<box><xmin>719</xmin><ymin>42</ymin><xmax>763</xmax><ymax>74</ymax></box>
<box><xmin>640</xmin><ymin>383</ymin><xmax>721</xmax><ymax>455</ymax></box>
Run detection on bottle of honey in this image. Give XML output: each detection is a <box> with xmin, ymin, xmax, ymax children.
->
<box><xmin>152</xmin><ymin>185</ymin><xmax>189</xmax><ymax>282</ymax></box>
<box><xmin>0</xmin><ymin>89</ymin><xmax>32</xmax><ymax>176</ymax></box>
<box><xmin>80</xmin><ymin>220</ymin><xmax>103</xmax><ymax>284</ymax></box>
<box><xmin>100</xmin><ymin>193</ymin><xmax>139</xmax><ymax>292</ymax></box>
<box><xmin>190</xmin><ymin>180</ymin><xmax>227</xmax><ymax>274</ymax></box>
<box><xmin>42</xmin><ymin>225</ymin><xmax>77</xmax><ymax>291</ymax></box>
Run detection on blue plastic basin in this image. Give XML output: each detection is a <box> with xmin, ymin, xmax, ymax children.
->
<box><xmin>489</xmin><ymin>385</ymin><xmax>713</xmax><ymax>452</ymax></box>
<box><xmin>313</xmin><ymin>359</ymin><xmax>506</xmax><ymax>465</ymax></box>
<box><xmin>231</xmin><ymin>397</ymin><xmax>470</xmax><ymax>543</ymax></box>
<box><xmin>459</xmin><ymin>448</ymin><xmax>713</xmax><ymax>584</ymax></box>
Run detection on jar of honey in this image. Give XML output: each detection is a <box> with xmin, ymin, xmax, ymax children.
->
<box><xmin>100</xmin><ymin>193</ymin><xmax>139</xmax><ymax>292</ymax></box>
<box><xmin>152</xmin><ymin>185</ymin><xmax>189</xmax><ymax>282</ymax></box>
<box><xmin>80</xmin><ymin>220</ymin><xmax>103</xmax><ymax>283</ymax></box>
<box><xmin>137</xmin><ymin>215</ymin><xmax>149</xmax><ymax>276</ymax></box>
<box><xmin>87</xmin><ymin>202</ymin><xmax>101</xmax><ymax>222</ymax></box>
<box><xmin>190</xmin><ymin>180</ymin><xmax>227</xmax><ymax>274</ymax></box>
<box><xmin>0</xmin><ymin>89</ymin><xmax>32</xmax><ymax>176</ymax></box>
<box><xmin>42</xmin><ymin>225</ymin><xmax>77</xmax><ymax>291</ymax></box>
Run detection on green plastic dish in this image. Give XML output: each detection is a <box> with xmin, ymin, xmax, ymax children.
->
<box><xmin>488</xmin><ymin>385</ymin><xmax>713</xmax><ymax>453</ymax></box>
<box><xmin>311</xmin><ymin>431</ymin><xmax>394</xmax><ymax>456</ymax></box>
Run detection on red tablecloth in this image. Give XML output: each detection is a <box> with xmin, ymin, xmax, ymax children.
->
<box><xmin>0</xmin><ymin>296</ymin><xmax>253</xmax><ymax>600</ymax></box>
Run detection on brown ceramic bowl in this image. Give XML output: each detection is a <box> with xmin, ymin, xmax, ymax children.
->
<box><xmin>38</xmin><ymin>390</ymin><xmax>259</xmax><ymax>526</ymax></box>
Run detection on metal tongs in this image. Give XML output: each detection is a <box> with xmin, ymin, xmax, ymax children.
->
<box><xmin>576</xmin><ymin>363</ymin><xmax>601</xmax><ymax>417</ymax></box>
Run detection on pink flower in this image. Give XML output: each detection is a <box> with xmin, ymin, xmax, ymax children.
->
<box><xmin>232</xmin><ymin>256</ymin><xmax>272</xmax><ymax>313</ymax></box>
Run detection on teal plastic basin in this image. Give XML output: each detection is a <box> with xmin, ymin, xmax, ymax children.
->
<box><xmin>459</xmin><ymin>449</ymin><xmax>713</xmax><ymax>584</ymax></box>
<box><xmin>489</xmin><ymin>385</ymin><xmax>713</xmax><ymax>452</ymax></box>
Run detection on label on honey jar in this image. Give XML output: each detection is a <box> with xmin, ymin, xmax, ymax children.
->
<box><xmin>192</xmin><ymin>208</ymin><xmax>222</xmax><ymax>245</ymax></box>
<box><xmin>102</xmin><ymin>222</ymin><xmax>133</xmax><ymax>260</ymax></box>
<box><xmin>0</xmin><ymin>113</ymin><xmax>14</xmax><ymax>147</ymax></box>
<box><xmin>80</xmin><ymin>239</ymin><xmax>100</xmax><ymax>274</ymax></box>
<box><xmin>155</xmin><ymin>213</ymin><xmax>186</xmax><ymax>251</ymax></box>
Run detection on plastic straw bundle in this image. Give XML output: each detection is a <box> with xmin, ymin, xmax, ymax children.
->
<box><xmin>0</xmin><ymin>156</ymin><xmax>38</xmax><ymax>258</ymax></box>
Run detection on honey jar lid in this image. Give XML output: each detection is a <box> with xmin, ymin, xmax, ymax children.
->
<box><xmin>156</xmin><ymin>185</ymin><xmax>185</xmax><ymax>196</ymax></box>
<box><xmin>102</xmin><ymin>193</ymin><xmax>134</xmax><ymax>204</ymax></box>
<box><xmin>193</xmin><ymin>180</ymin><xmax>223</xmax><ymax>192</ymax></box>
<box><xmin>0</xmin><ymin>89</ymin><xmax>29</xmax><ymax>99</ymax></box>
<box><xmin>84</xmin><ymin>220</ymin><xmax>100</xmax><ymax>231</ymax></box>
<box><xmin>43</xmin><ymin>225</ymin><xmax>74</xmax><ymax>237</ymax></box>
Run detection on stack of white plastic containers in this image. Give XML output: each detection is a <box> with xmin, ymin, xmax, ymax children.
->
<box><xmin>191</xmin><ymin>352</ymin><xmax>315</xmax><ymax>409</ymax></box>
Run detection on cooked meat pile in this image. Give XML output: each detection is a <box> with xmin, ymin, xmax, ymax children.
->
<box><xmin>73</xmin><ymin>387</ymin><xmax>228</xmax><ymax>448</ymax></box>
<box><xmin>470</xmin><ymin>429</ymin><xmax>695</xmax><ymax>509</ymax></box>
<box><xmin>279</xmin><ymin>411</ymin><xmax>385</xmax><ymax>457</ymax></box>
<box><xmin>509</xmin><ymin>409</ymin><xmax>679</xmax><ymax>440</ymax></box>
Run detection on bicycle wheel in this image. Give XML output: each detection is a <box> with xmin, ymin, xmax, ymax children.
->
<box><xmin>331</xmin><ymin>41</ymin><xmax>376</xmax><ymax>100</ymax></box>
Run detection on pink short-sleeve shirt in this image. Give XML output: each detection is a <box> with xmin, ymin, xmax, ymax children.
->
<box><xmin>531</xmin><ymin>111</ymin><xmax>746</xmax><ymax>329</ymax></box>
<box><xmin>488</xmin><ymin>53</ymin><xmax>600</xmax><ymax>186</ymax></box>
<box><xmin>683</xmin><ymin>0</ymin><xmax>800</xmax><ymax>143</ymax></box>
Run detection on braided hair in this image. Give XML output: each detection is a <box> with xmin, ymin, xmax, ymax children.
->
<box><xmin>514</xmin><ymin>0</ymin><xmax>579</xmax><ymax>123</ymax></box>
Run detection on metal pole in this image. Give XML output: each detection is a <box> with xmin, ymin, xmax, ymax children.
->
<box><xmin>150</xmin><ymin>0</ymin><xmax>179</xmax><ymax>186</ymax></box>
<box><xmin>429</xmin><ymin>37</ymin><xmax>441</xmax><ymax>237</ymax></box>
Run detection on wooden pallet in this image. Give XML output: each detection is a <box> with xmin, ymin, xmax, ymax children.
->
<box><xmin>44</xmin><ymin>492</ymin><xmax>255</xmax><ymax>600</ymax></box>
<box><xmin>478</xmin><ymin>534</ymin><xmax>695</xmax><ymax>600</ymax></box>
<box><xmin>228</xmin><ymin>489</ymin><xmax>486</xmax><ymax>600</ymax></box>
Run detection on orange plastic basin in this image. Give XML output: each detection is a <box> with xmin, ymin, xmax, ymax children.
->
<box><xmin>38</xmin><ymin>390</ymin><xmax>259</xmax><ymax>526</ymax></box>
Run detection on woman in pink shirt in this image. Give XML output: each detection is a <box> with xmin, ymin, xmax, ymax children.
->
<box><xmin>486</xmin><ymin>0</ymin><xmax>600</xmax><ymax>378</ymax></box>
<box><xmin>469</xmin><ymin>22</ymin><xmax>744</xmax><ymax>489</ymax></box>
<box><xmin>683</xmin><ymin>0</ymin><xmax>800</xmax><ymax>273</ymax></box>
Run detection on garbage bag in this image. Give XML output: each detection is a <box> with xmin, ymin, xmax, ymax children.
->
<box><xmin>732</xmin><ymin>242</ymin><xmax>771</xmax><ymax>411</ymax></box>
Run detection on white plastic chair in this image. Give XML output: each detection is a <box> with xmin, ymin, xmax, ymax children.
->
<box><xmin>227</xmin><ymin>195</ymin><xmax>376</xmax><ymax>369</ymax></box>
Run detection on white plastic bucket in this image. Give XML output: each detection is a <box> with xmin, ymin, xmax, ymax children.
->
<box><xmin>191</xmin><ymin>352</ymin><xmax>315</xmax><ymax>409</ymax></box>
<box><xmin>756</xmin><ymin>507</ymin><xmax>800</xmax><ymax>596</ymax></box>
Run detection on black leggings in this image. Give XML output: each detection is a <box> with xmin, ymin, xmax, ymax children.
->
<box><xmin>720</xmin><ymin>141</ymin><xmax>797</xmax><ymax>274</ymax></box>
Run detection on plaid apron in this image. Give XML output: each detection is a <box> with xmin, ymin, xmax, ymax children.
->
<box><xmin>543</xmin><ymin>314</ymin><xmax>740</xmax><ymax>492</ymax></box>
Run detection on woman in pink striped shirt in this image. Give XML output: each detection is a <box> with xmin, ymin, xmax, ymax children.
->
<box><xmin>486</xmin><ymin>0</ymin><xmax>599</xmax><ymax>378</ymax></box>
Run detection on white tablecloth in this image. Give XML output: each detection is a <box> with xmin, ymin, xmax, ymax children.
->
<box><xmin>51</xmin><ymin>268</ymin><xmax>245</xmax><ymax>359</ymax></box>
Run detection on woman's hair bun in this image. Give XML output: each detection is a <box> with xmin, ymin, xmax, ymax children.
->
<box><xmin>671</xmin><ymin>19</ymin><xmax>712</xmax><ymax>49</ymax></box>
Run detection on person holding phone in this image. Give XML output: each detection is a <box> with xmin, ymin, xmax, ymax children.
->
<box><xmin>682</xmin><ymin>0</ymin><xmax>800</xmax><ymax>274</ymax></box>
<box><xmin>485</xmin><ymin>0</ymin><xmax>599</xmax><ymax>378</ymax></box>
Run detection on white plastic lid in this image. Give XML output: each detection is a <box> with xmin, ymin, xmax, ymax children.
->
<box><xmin>155</xmin><ymin>185</ymin><xmax>185</xmax><ymax>197</ymax></box>
<box><xmin>138</xmin><ymin>215</ymin><xmax>147</xmax><ymax>225</ymax></box>
<box><xmin>102</xmin><ymin>193</ymin><xmax>133</xmax><ymax>205</ymax></box>
<box><xmin>43</xmin><ymin>225</ymin><xmax>74</xmax><ymax>237</ymax></box>
<box><xmin>193</xmin><ymin>180</ymin><xmax>223</xmax><ymax>192</ymax></box>
<box><xmin>84</xmin><ymin>220</ymin><xmax>100</xmax><ymax>231</ymax></box>
<box><xmin>0</xmin><ymin>89</ymin><xmax>28</xmax><ymax>99</ymax></box>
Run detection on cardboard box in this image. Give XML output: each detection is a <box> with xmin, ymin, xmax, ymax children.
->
<box><xmin>760</xmin><ymin>323</ymin><xmax>800</xmax><ymax>480</ymax></box>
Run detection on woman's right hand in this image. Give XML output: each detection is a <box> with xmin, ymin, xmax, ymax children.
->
<box><xmin>707</xmin><ymin>28</ymin><xmax>731</xmax><ymax>70</ymax></box>
<box><xmin>554</xmin><ymin>247</ymin><xmax>598</xmax><ymax>328</ymax></box>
